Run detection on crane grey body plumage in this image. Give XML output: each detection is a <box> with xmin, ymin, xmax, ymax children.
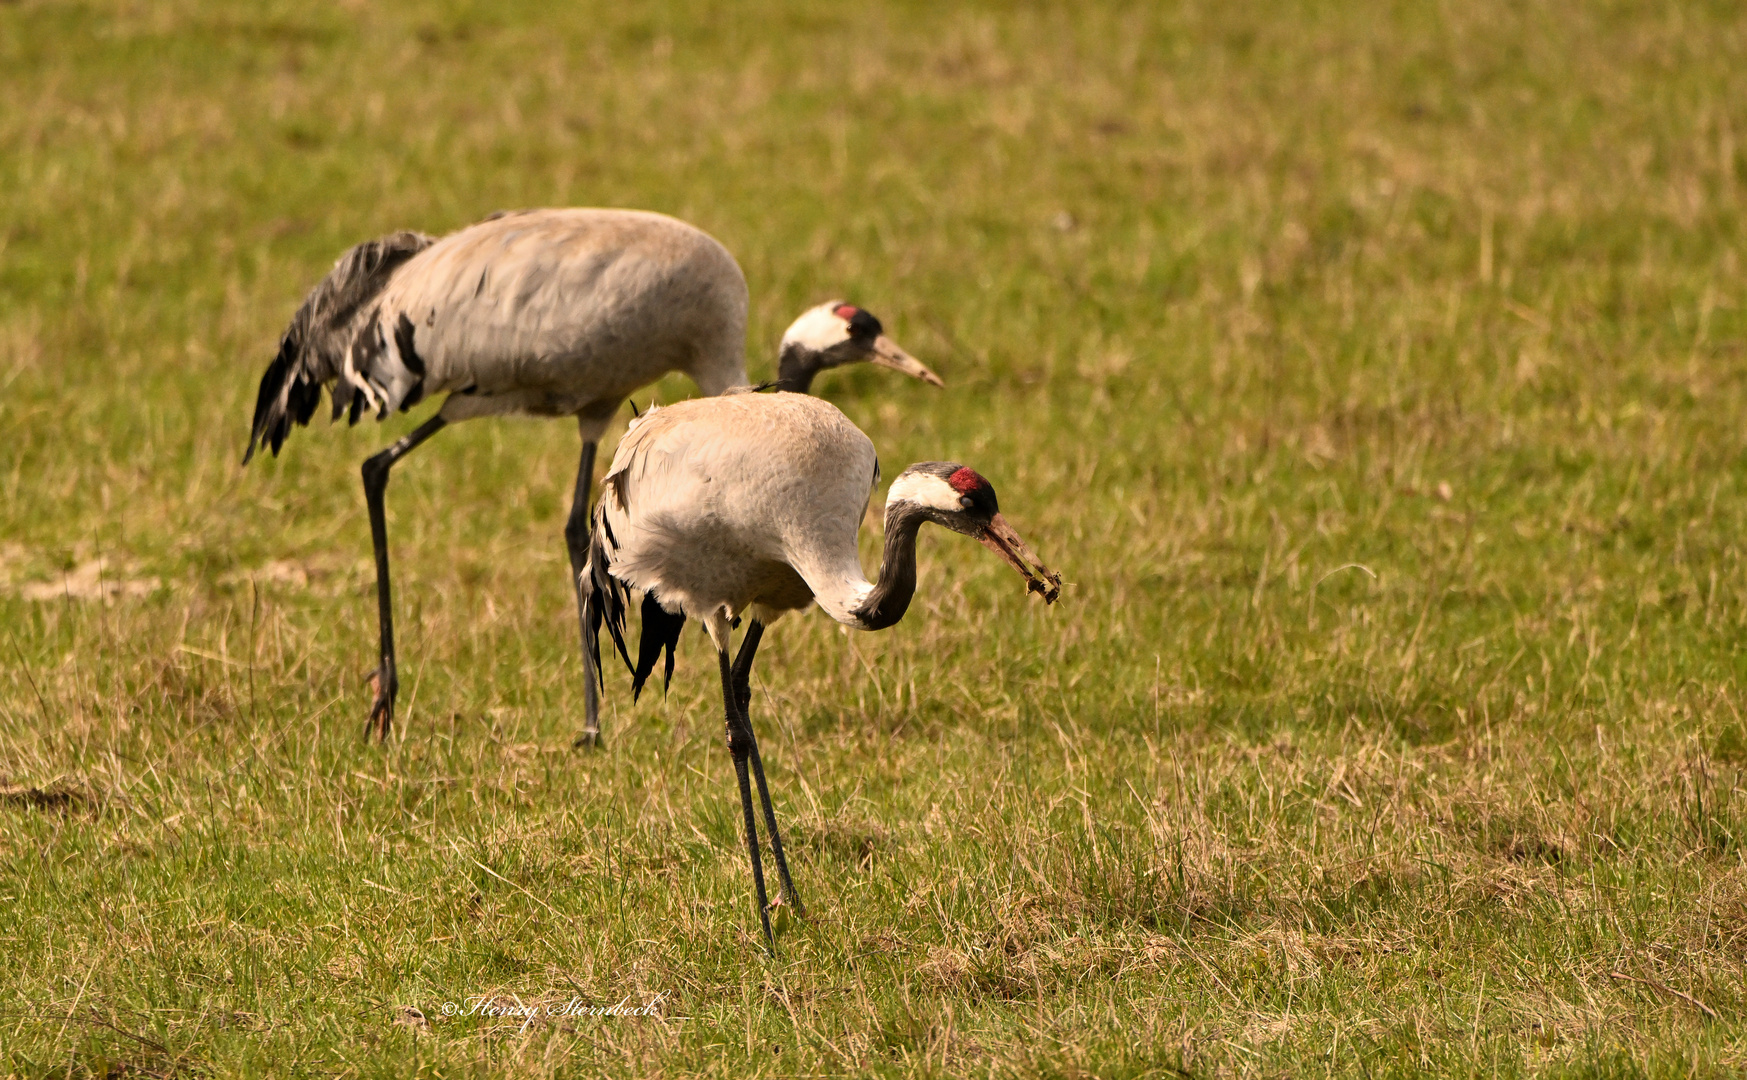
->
<box><xmin>579</xmin><ymin>392</ymin><xmax>1061</xmax><ymax>949</ymax></box>
<box><xmin>592</xmin><ymin>393</ymin><xmax>880</xmax><ymax>639</ymax></box>
<box><xmin>249</xmin><ymin>209</ymin><xmax>752</xmax><ymax>452</ymax></box>
<box><xmin>244</xmin><ymin>208</ymin><xmax>941</xmax><ymax>741</ymax></box>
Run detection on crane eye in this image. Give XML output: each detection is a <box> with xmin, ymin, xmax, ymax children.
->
<box><xmin>959</xmin><ymin>496</ymin><xmax>975</xmax><ymax>510</ymax></box>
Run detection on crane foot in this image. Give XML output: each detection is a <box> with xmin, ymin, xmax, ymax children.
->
<box><xmin>365</xmin><ymin>668</ymin><xmax>394</xmax><ymax>742</ymax></box>
<box><xmin>768</xmin><ymin>896</ymin><xmax>798</xmax><ymax>935</ymax></box>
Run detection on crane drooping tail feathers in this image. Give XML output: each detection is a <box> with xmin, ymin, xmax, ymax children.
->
<box><xmin>244</xmin><ymin>230</ymin><xmax>434</xmax><ymax>463</ymax></box>
<box><xmin>633</xmin><ymin>593</ymin><xmax>687</xmax><ymax>700</ymax></box>
<box><xmin>581</xmin><ymin>496</ymin><xmax>686</xmax><ymax>703</ymax></box>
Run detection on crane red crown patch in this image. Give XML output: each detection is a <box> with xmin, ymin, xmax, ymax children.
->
<box><xmin>833</xmin><ymin>303</ymin><xmax>860</xmax><ymax>320</ymax></box>
<box><xmin>947</xmin><ymin>466</ymin><xmax>988</xmax><ymax>493</ymax></box>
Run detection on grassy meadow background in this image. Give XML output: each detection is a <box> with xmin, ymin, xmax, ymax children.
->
<box><xmin>4</xmin><ymin>0</ymin><xmax>1747</xmax><ymax>1074</ymax></box>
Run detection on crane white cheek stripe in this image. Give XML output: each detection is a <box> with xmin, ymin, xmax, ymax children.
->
<box><xmin>885</xmin><ymin>472</ymin><xmax>963</xmax><ymax>513</ymax></box>
<box><xmin>779</xmin><ymin>303</ymin><xmax>853</xmax><ymax>352</ymax></box>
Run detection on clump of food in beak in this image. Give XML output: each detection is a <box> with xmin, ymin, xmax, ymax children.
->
<box><xmin>978</xmin><ymin>513</ymin><xmax>1062</xmax><ymax>604</ymax></box>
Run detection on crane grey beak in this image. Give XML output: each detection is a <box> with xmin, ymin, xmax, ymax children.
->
<box><xmin>867</xmin><ymin>335</ymin><xmax>945</xmax><ymax>387</ymax></box>
<box><xmin>977</xmin><ymin>513</ymin><xmax>1062</xmax><ymax>604</ymax></box>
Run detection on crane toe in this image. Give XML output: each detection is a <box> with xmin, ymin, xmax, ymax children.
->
<box><xmin>365</xmin><ymin>667</ymin><xmax>395</xmax><ymax>741</ymax></box>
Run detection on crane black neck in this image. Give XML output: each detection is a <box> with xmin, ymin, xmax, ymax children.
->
<box><xmin>850</xmin><ymin>502</ymin><xmax>929</xmax><ymax>631</ymax></box>
<box><xmin>774</xmin><ymin>343</ymin><xmax>823</xmax><ymax>394</ymax></box>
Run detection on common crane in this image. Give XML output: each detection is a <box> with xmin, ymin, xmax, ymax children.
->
<box><xmin>582</xmin><ymin>391</ymin><xmax>1060</xmax><ymax>948</ymax></box>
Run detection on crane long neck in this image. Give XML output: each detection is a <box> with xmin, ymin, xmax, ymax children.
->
<box><xmin>774</xmin><ymin>344</ymin><xmax>819</xmax><ymax>394</ymax></box>
<box><xmin>852</xmin><ymin>504</ymin><xmax>926</xmax><ymax>631</ymax></box>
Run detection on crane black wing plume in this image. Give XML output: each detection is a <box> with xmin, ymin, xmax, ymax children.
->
<box><xmin>631</xmin><ymin>592</ymin><xmax>685</xmax><ymax>701</ymax></box>
<box><xmin>581</xmin><ymin>508</ymin><xmax>630</xmax><ymax>688</ymax></box>
<box><xmin>244</xmin><ymin>230</ymin><xmax>433</xmax><ymax>463</ymax></box>
<box><xmin>580</xmin><ymin>500</ymin><xmax>685</xmax><ymax>698</ymax></box>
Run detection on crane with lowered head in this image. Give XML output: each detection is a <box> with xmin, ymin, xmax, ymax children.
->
<box><xmin>582</xmin><ymin>390</ymin><xmax>1061</xmax><ymax>949</ymax></box>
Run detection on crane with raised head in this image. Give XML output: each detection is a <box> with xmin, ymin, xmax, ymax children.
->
<box><xmin>242</xmin><ymin>208</ymin><xmax>942</xmax><ymax>742</ymax></box>
<box><xmin>581</xmin><ymin>391</ymin><xmax>1061</xmax><ymax>949</ymax></box>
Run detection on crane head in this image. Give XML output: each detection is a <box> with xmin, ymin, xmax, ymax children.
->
<box><xmin>886</xmin><ymin>462</ymin><xmax>1062</xmax><ymax>604</ymax></box>
<box><xmin>776</xmin><ymin>302</ymin><xmax>944</xmax><ymax>392</ymax></box>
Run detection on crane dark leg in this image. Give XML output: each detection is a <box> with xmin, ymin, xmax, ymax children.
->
<box><xmin>732</xmin><ymin>621</ymin><xmax>805</xmax><ymax>916</ymax></box>
<box><xmin>564</xmin><ymin>439</ymin><xmax>601</xmax><ymax>749</ymax></box>
<box><xmin>720</xmin><ymin>648</ymin><xmax>774</xmax><ymax>952</ymax></box>
<box><xmin>361</xmin><ymin>415</ymin><xmax>448</xmax><ymax>741</ymax></box>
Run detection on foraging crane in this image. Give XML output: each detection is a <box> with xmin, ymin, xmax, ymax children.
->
<box><xmin>581</xmin><ymin>391</ymin><xmax>1061</xmax><ymax>949</ymax></box>
<box><xmin>242</xmin><ymin>208</ymin><xmax>942</xmax><ymax>741</ymax></box>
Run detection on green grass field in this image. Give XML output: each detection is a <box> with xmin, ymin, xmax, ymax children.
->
<box><xmin>4</xmin><ymin>0</ymin><xmax>1747</xmax><ymax>1074</ymax></box>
